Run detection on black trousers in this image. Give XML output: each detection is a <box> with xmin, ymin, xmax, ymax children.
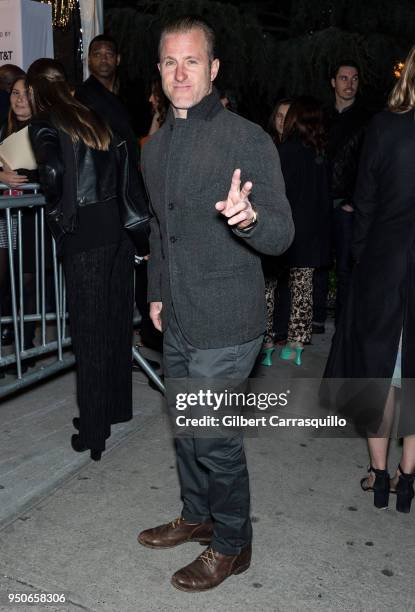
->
<box><xmin>312</xmin><ymin>267</ymin><xmax>330</xmax><ymax>326</ymax></box>
<box><xmin>164</xmin><ymin>309</ymin><xmax>262</xmax><ymax>555</ymax></box>
<box><xmin>63</xmin><ymin>239</ymin><xmax>135</xmax><ymax>450</ymax></box>
<box><xmin>333</xmin><ymin>207</ymin><xmax>354</xmax><ymax>323</ymax></box>
<box><xmin>273</xmin><ymin>267</ymin><xmax>291</xmax><ymax>342</ymax></box>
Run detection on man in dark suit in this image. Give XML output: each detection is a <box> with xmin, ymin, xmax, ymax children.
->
<box><xmin>328</xmin><ymin>61</ymin><xmax>369</xmax><ymax>323</ymax></box>
<box><xmin>313</xmin><ymin>61</ymin><xmax>369</xmax><ymax>331</ymax></box>
<box><xmin>137</xmin><ymin>15</ymin><xmax>294</xmax><ymax>592</ymax></box>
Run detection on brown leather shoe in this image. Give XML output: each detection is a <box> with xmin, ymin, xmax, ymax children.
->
<box><xmin>137</xmin><ymin>517</ymin><xmax>213</xmax><ymax>549</ymax></box>
<box><xmin>171</xmin><ymin>544</ymin><xmax>251</xmax><ymax>592</ymax></box>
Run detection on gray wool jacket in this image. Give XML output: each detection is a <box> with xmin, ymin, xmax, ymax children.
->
<box><xmin>141</xmin><ymin>89</ymin><xmax>294</xmax><ymax>349</ymax></box>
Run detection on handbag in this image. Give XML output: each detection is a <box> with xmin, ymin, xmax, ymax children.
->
<box><xmin>115</xmin><ymin>138</ymin><xmax>151</xmax><ymax>256</ymax></box>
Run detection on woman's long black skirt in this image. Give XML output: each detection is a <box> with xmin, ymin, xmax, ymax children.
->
<box><xmin>63</xmin><ymin>238</ymin><xmax>135</xmax><ymax>451</ymax></box>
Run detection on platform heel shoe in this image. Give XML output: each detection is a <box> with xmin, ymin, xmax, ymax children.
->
<box><xmin>360</xmin><ymin>466</ymin><xmax>390</xmax><ymax>509</ymax></box>
<box><xmin>280</xmin><ymin>344</ymin><xmax>304</xmax><ymax>366</ymax></box>
<box><xmin>260</xmin><ymin>347</ymin><xmax>275</xmax><ymax>367</ymax></box>
<box><xmin>396</xmin><ymin>464</ymin><xmax>415</xmax><ymax>513</ymax></box>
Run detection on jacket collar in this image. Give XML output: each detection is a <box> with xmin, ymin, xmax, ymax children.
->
<box><xmin>86</xmin><ymin>74</ymin><xmax>117</xmax><ymax>98</ymax></box>
<box><xmin>333</xmin><ymin>100</ymin><xmax>358</xmax><ymax>115</ymax></box>
<box><xmin>166</xmin><ymin>88</ymin><xmax>223</xmax><ymax>126</ymax></box>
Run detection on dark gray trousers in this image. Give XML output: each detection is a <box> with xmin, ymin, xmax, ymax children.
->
<box><xmin>163</xmin><ymin>310</ymin><xmax>262</xmax><ymax>555</ymax></box>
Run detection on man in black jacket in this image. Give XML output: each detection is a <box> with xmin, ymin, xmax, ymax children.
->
<box><xmin>137</xmin><ymin>15</ymin><xmax>293</xmax><ymax>592</ymax></box>
<box><xmin>313</xmin><ymin>60</ymin><xmax>369</xmax><ymax>329</ymax></box>
<box><xmin>75</xmin><ymin>35</ymin><xmax>138</xmax><ymax>164</ymax></box>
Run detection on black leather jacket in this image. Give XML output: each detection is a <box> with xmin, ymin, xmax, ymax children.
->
<box><xmin>29</xmin><ymin>116</ymin><xmax>149</xmax><ymax>253</ymax></box>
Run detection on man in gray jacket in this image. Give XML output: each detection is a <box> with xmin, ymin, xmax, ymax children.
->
<box><xmin>138</xmin><ymin>15</ymin><xmax>294</xmax><ymax>592</ymax></box>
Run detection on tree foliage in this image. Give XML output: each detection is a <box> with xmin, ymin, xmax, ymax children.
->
<box><xmin>105</xmin><ymin>0</ymin><xmax>271</xmax><ymax>118</ymax></box>
<box><xmin>105</xmin><ymin>0</ymin><xmax>415</xmax><ymax>125</ymax></box>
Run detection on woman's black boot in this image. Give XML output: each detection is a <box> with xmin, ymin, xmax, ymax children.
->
<box><xmin>71</xmin><ymin>434</ymin><xmax>102</xmax><ymax>462</ymax></box>
<box><xmin>90</xmin><ymin>449</ymin><xmax>102</xmax><ymax>461</ymax></box>
<box><xmin>396</xmin><ymin>464</ymin><xmax>415</xmax><ymax>513</ymax></box>
<box><xmin>71</xmin><ymin>433</ymin><xmax>87</xmax><ymax>453</ymax></box>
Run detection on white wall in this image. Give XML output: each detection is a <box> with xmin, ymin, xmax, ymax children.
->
<box><xmin>79</xmin><ymin>0</ymin><xmax>104</xmax><ymax>79</ymax></box>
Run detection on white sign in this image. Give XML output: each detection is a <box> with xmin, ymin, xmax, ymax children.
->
<box><xmin>79</xmin><ymin>0</ymin><xmax>103</xmax><ymax>78</ymax></box>
<box><xmin>0</xmin><ymin>0</ymin><xmax>53</xmax><ymax>71</ymax></box>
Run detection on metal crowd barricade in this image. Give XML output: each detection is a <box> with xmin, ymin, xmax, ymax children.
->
<box><xmin>0</xmin><ymin>184</ymin><xmax>164</xmax><ymax>398</ymax></box>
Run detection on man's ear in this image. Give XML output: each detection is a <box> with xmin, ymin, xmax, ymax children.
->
<box><xmin>157</xmin><ymin>63</ymin><xmax>161</xmax><ymax>74</ymax></box>
<box><xmin>116</xmin><ymin>54</ymin><xmax>121</xmax><ymax>67</ymax></box>
<box><xmin>211</xmin><ymin>58</ymin><xmax>220</xmax><ymax>82</ymax></box>
<box><xmin>330</xmin><ymin>77</ymin><xmax>335</xmax><ymax>89</ymax></box>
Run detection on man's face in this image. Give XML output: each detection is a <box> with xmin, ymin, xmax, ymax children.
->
<box><xmin>331</xmin><ymin>66</ymin><xmax>359</xmax><ymax>102</ymax></box>
<box><xmin>88</xmin><ymin>42</ymin><xmax>120</xmax><ymax>80</ymax></box>
<box><xmin>158</xmin><ymin>28</ymin><xmax>219</xmax><ymax>118</ymax></box>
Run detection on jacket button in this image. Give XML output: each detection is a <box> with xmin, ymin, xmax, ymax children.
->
<box><xmin>170</xmin><ymin>236</ymin><xmax>177</xmax><ymax>243</ymax></box>
<box><xmin>168</xmin><ymin>202</ymin><xmax>174</xmax><ymax>210</ymax></box>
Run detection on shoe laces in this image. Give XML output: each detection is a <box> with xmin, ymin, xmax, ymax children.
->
<box><xmin>170</xmin><ymin>517</ymin><xmax>184</xmax><ymax>529</ymax></box>
<box><xmin>200</xmin><ymin>547</ymin><xmax>216</xmax><ymax>570</ymax></box>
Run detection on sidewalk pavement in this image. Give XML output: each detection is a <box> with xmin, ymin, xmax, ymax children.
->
<box><xmin>0</xmin><ymin>330</ymin><xmax>414</xmax><ymax>612</ymax></box>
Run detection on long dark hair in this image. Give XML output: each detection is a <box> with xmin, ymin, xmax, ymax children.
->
<box><xmin>0</xmin><ymin>64</ymin><xmax>25</xmax><ymax>93</ymax></box>
<box><xmin>27</xmin><ymin>58</ymin><xmax>111</xmax><ymax>150</ymax></box>
<box><xmin>149</xmin><ymin>76</ymin><xmax>168</xmax><ymax>127</ymax></box>
<box><xmin>268</xmin><ymin>98</ymin><xmax>293</xmax><ymax>145</ymax></box>
<box><xmin>5</xmin><ymin>76</ymin><xmax>31</xmax><ymax>137</ymax></box>
<box><xmin>282</xmin><ymin>96</ymin><xmax>327</xmax><ymax>155</ymax></box>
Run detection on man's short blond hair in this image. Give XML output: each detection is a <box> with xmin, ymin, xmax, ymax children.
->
<box><xmin>159</xmin><ymin>15</ymin><xmax>216</xmax><ymax>62</ymax></box>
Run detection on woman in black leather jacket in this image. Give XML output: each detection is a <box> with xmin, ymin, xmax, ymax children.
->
<box><xmin>27</xmin><ymin>58</ymin><xmax>139</xmax><ymax>461</ymax></box>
